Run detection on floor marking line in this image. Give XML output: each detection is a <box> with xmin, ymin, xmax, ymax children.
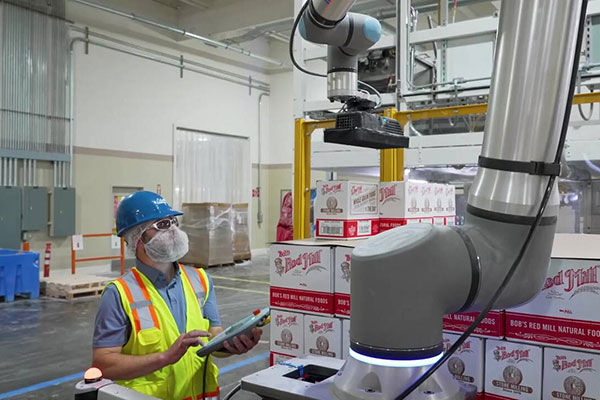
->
<box><xmin>214</xmin><ymin>285</ymin><xmax>269</xmax><ymax>295</ymax></box>
<box><xmin>0</xmin><ymin>352</ymin><xmax>271</xmax><ymax>398</ymax></box>
<box><xmin>210</xmin><ymin>276</ymin><xmax>269</xmax><ymax>285</ymax></box>
<box><xmin>0</xmin><ymin>372</ymin><xmax>84</xmax><ymax>399</ymax></box>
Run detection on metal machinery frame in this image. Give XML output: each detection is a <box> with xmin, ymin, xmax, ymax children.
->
<box><xmin>293</xmin><ymin>92</ymin><xmax>600</xmax><ymax>239</ymax></box>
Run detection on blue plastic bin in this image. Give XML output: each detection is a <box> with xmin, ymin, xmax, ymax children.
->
<box><xmin>0</xmin><ymin>249</ymin><xmax>40</xmax><ymax>302</ymax></box>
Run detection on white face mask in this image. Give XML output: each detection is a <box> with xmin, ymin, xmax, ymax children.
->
<box><xmin>143</xmin><ymin>226</ymin><xmax>189</xmax><ymax>263</ymax></box>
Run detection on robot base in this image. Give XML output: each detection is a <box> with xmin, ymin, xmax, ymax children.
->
<box><xmin>240</xmin><ymin>355</ymin><xmax>475</xmax><ymax>400</ymax></box>
<box><xmin>331</xmin><ymin>353</ymin><xmax>476</xmax><ymax>400</ymax></box>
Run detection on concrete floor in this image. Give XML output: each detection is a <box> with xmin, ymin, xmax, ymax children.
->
<box><xmin>0</xmin><ymin>254</ymin><xmax>271</xmax><ymax>400</ymax></box>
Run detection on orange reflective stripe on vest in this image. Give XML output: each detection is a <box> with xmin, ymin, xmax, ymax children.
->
<box><xmin>131</xmin><ymin>269</ymin><xmax>161</xmax><ymax>330</ymax></box>
<box><xmin>116</xmin><ymin>270</ymin><xmax>160</xmax><ymax>332</ymax></box>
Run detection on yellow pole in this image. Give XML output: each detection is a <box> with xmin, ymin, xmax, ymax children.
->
<box><xmin>293</xmin><ymin>119</ymin><xmax>311</xmax><ymax>239</ymax></box>
<box><xmin>380</xmin><ymin>108</ymin><xmax>404</xmax><ymax>182</ymax></box>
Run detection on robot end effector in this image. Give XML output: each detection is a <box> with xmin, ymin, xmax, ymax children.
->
<box><xmin>298</xmin><ymin>0</ymin><xmax>382</xmax><ymax>102</ymax></box>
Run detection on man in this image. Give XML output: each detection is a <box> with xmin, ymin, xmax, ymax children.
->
<box><xmin>93</xmin><ymin>191</ymin><xmax>262</xmax><ymax>399</ymax></box>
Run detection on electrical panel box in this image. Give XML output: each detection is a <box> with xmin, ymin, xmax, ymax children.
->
<box><xmin>0</xmin><ymin>187</ymin><xmax>23</xmax><ymax>249</ymax></box>
<box><xmin>22</xmin><ymin>187</ymin><xmax>48</xmax><ymax>231</ymax></box>
<box><xmin>50</xmin><ymin>187</ymin><xmax>76</xmax><ymax>237</ymax></box>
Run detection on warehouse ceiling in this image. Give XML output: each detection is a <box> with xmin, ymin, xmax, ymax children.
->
<box><xmin>64</xmin><ymin>0</ymin><xmax>500</xmax><ymax>71</ymax></box>
<box><xmin>67</xmin><ymin>0</ymin><xmax>500</xmax><ymax>45</ymax></box>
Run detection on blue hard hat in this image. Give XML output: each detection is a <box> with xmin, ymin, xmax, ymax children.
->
<box><xmin>116</xmin><ymin>191</ymin><xmax>183</xmax><ymax>236</ymax></box>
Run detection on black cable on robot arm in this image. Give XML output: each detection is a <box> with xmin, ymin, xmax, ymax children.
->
<box><xmin>289</xmin><ymin>0</ymin><xmax>327</xmax><ymax>78</ymax></box>
<box><xmin>394</xmin><ymin>0</ymin><xmax>588</xmax><ymax>398</ymax></box>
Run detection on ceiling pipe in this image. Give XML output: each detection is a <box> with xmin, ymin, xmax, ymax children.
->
<box><xmin>70</xmin><ymin>0</ymin><xmax>289</xmax><ymax>67</ymax></box>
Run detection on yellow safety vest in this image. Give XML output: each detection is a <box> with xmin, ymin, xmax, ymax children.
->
<box><xmin>108</xmin><ymin>264</ymin><xmax>220</xmax><ymax>400</ymax></box>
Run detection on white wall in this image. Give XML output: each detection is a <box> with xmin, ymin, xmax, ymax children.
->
<box><xmin>72</xmin><ymin>29</ymin><xmax>269</xmax><ymax>163</ymax></box>
<box><xmin>265</xmin><ymin>70</ymin><xmax>294</xmax><ymax>165</ymax></box>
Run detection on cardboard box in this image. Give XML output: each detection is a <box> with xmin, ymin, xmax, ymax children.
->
<box><xmin>445</xmin><ymin>184</ymin><xmax>456</xmax><ymax>217</ymax></box>
<box><xmin>543</xmin><ymin>347</ymin><xmax>600</xmax><ymax>400</ymax></box>
<box><xmin>315</xmin><ymin>181</ymin><xmax>379</xmax><ymax>239</ymax></box>
<box><xmin>342</xmin><ymin>318</ymin><xmax>350</xmax><ymax>359</ymax></box>
<box><xmin>334</xmin><ymin>246</ymin><xmax>353</xmax><ymax>317</ymax></box>
<box><xmin>270</xmin><ymin>352</ymin><xmax>295</xmax><ymax>367</ymax></box>
<box><xmin>444</xmin><ymin>311</ymin><xmax>505</xmax><ymax>339</ymax></box>
<box><xmin>420</xmin><ymin>183</ymin><xmax>434</xmax><ymax>218</ymax></box>
<box><xmin>180</xmin><ymin>203</ymin><xmax>233</xmax><ymax>267</ymax></box>
<box><xmin>304</xmin><ymin>314</ymin><xmax>342</xmax><ymax>359</ymax></box>
<box><xmin>505</xmin><ymin>258</ymin><xmax>600</xmax><ymax>353</ymax></box>
<box><xmin>434</xmin><ymin>184</ymin><xmax>446</xmax><ymax>217</ymax></box>
<box><xmin>379</xmin><ymin>181</ymin><xmax>421</xmax><ymax>230</ymax></box>
<box><xmin>443</xmin><ymin>333</ymin><xmax>485</xmax><ymax>399</ymax></box>
<box><xmin>269</xmin><ymin>242</ymin><xmax>335</xmax><ymax>315</ymax></box>
<box><xmin>485</xmin><ymin>340</ymin><xmax>543</xmax><ymax>400</ymax></box>
<box><xmin>270</xmin><ymin>308</ymin><xmax>304</xmax><ymax>357</ymax></box>
<box><xmin>232</xmin><ymin>203</ymin><xmax>251</xmax><ymax>261</ymax></box>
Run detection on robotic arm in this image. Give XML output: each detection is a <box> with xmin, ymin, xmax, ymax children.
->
<box><xmin>298</xmin><ymin>0</ymin><xmax>382</xmax><ymax>102</ymax></box>
<box><xmin>293</xmin><ymin>0</ymin><xmax>409</xmax><ymax>150</ymax></box>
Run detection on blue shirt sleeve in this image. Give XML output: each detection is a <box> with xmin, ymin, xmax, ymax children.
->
<box><xmin>93</xmin><ymin>284</ymin><xmax>132</xmax><ymax>348</ymax></box>
<box><xmin>203</xmin><ymin>273</ymin><xmax>222</xmax><ymax>327</ymax></box>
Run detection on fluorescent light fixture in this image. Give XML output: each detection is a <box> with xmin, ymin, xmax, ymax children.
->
<box><xmin>349</xmin><ymin>349</ymin><xmax>443</xmax><ymax>368</ymax></box>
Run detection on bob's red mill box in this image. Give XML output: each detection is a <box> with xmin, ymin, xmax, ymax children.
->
<box><xmin>443</xmin><ymin>310</ymin><xmax>505</xmax><ymax>338</ymax></box>
<box><xmin>334</xmin><ymin>246</ymin><xmax>353</xmax><ymax>317</ymax></box>
<box><xmin>379</xmin><ymin>181</ymin><xmax>422</xmax><ymax>231</ymax></box>
<box><xmin>543</xmin><ymin>347</ymin><xmax>600</xmax><ymax>400</ymax></box>
<box><xmin>505</xmin><ymin>234</ymin><xmax>600</xmax><ymax>353</ymax></box>
<box><xmin>270</xmin><ymin>352</ymin><xmax>294</xmax><ymax>367</ymax></box>
<box><xmin>379</xmin><ymin>181</ymin><xmax>456</xmax><ymax>231</ymax></box>
<box><xmin>443</xmin><ymin>333</ymin><xmax>485</xmax><ymax>400</ymax></box>
<box><xmin>315</xmin><ymin>180</ymin><xmax>379</xmax><ymax>239</ymax></box>
<box><xmin>270</xmin><ymin>240</ymin><xmax>335</xmax><ymax>315</ymax></box>
<box><xmin>304</xmin><ymin>314</ymin><xmax>342</xmax><ymax>359</ymax></box>
<box><xmin>485</xmin><ymin>339</ymin><xmax>543</xmax><ymax>400</ymax></box>
<box><xmin>270</xmin><ymin>308</ymin><xmax>304</xmax><ymax>358</ymax></box>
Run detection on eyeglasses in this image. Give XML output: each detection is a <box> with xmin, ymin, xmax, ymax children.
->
<box><xmin>149</xmin><ymin>217</ymin><xmax>179</xmax><ymax>231</ymax></box>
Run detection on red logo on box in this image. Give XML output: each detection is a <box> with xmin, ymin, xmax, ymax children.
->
<box><xmin>335</xmin><ymin>293</ymin><xmax>351</xmax><ymax>316</ymax></box>
<box><xmin>505</xmin><ymin>311</ymin><xmax>600</xmax><ymax>352</ymax></box>
<box><xmin>270</xmin><ymin>287</ymin><xmax>334</xmax><ymax>315</ymax></box>
<box><xmin>443</xmin><ymin>311</ymin><xmax>505</xmax><ymax>338</ymax></box>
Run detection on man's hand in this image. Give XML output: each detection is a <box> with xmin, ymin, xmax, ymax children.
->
<box><xmin>163</xmin><ymin>330</ymin><xmax>210</xmax><ymax>365</ymax></box>
<box><xmin>222</xmin><ymin>328</ymin><xmax>263</xmax><ymax>355</ymax></box>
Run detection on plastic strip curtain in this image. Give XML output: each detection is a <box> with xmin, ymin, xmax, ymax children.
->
<box><xmin>173</xmin><ymin>128</ymin><xmax>251</xmax><ymax>210</ymax></box>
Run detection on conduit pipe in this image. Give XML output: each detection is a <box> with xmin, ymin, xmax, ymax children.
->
<box><xmin>257</xmin><ymin>93</ymin><xmax>269</xmax><ymax>226</ymax></box>
<box><xmin>69</xmin><ymin>38</ymin><xmax>270</xmax><ymax>93</ymax></box>
<box><xmin>70</xmin><ymin>0</ymin><xmax>287</xmax><ymax>67</ymax></box>
<box><xmin>69</xmin><ymin>26</ymin><xmax>270</xmax><ymax>88</ymax></box>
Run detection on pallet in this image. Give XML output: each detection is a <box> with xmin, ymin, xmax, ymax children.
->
<box><xmin>41</xmin><ymin>274</ymin><xmax>112</xmax><ymax>300</ymax></box>
<box><xmin>234</xmin><ymin>254</ymin><xmax>252</xmax><ymax>263</ymax></box>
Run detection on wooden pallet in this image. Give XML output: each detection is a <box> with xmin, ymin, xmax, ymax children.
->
<box><xmin>234</xmin><ymin>254</ymin><xmax>252</xmax><ymax>263</ymax></box>
<box><xmin>41</xmin><ymin>274</ymin><xmax>112</xmax><ymax>300</ymax></box>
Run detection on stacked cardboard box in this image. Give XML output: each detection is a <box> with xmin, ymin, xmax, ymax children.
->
<box><xmin>443</xmin><ymin>333</ymin><xmax>485</xmax><ymax>400</ymax></box>
<box><xmin>481</xmin><ymin>234</ymin><xmax>600</xmax><ymax>399</ymax></box>
<box><xmin>485</xmin><ymin>339</ymin><xmax>543</xmax><ymax>400</ymax></box>
<box><xmin>269</xmin><ymin>239</ymin><xmax>360</xmax><ymax>365</ymax></box>
<box><xmin>505</xmin><ymin>239</ymin><xmax>600</xmax><ymax>353</ymax></box>
<box><xmin>180</xmin><ymin>202</ymin><xmax>252</xmax><ymax>267</ymax></box>
<box><xmin>315</xmin><ymin>181</ymin><xmax>379</xmax><ymax>239</ymax></box>
<box><xmin>180</xmin><ymin>203</ymin><xmax>234</xmax><ymax>267</ymax></box>
<box><xmin>379</xmin><ymin>181</ymin><xmax>456</xmax><ymax>232</ymax></box>
<box><xmin>232</xmin><ymin>203</ymin><xmax>251</xmax><ymax>261</ymax></box>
